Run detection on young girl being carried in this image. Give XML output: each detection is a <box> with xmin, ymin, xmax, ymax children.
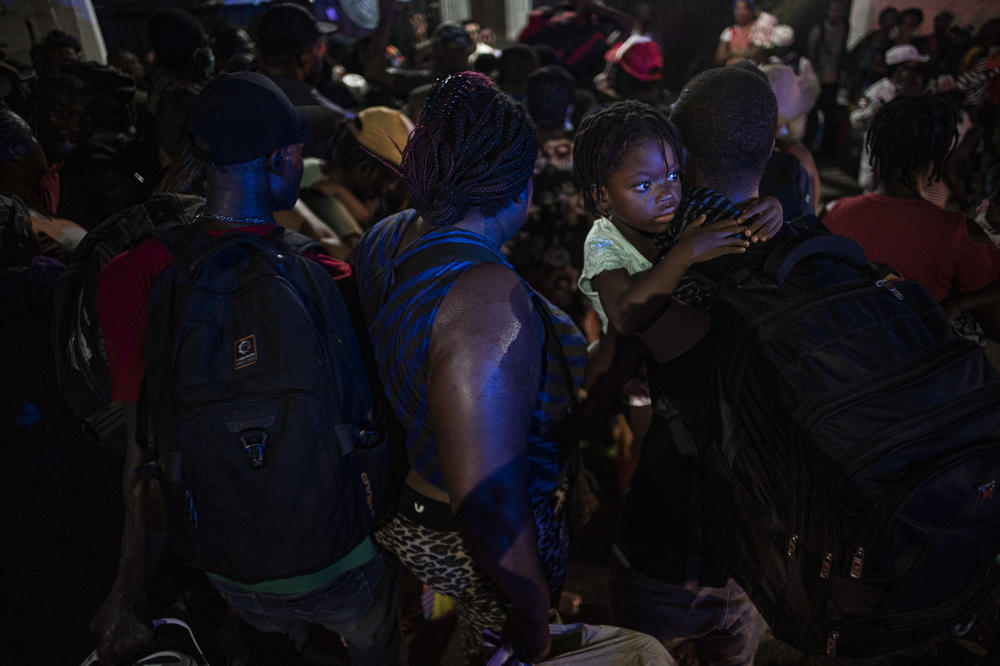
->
<box><xmin>572</xmin><ymin>101</ymin><xmax>782</xmax><ymax>488</ymax></box>
<box><xmin>575</xmin><ymin>100</ymin><xmax>783</xmax><ymax>363</ymax></box>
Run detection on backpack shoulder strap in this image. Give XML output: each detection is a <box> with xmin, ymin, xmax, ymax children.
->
<box><xmin>270</xmin><ymin>227</ymin><xmax>323</xmax><ymax>256</ymax></box>
<box><xmin>762</xmin><ymin>227</ymin><xmax>869</xmax><ymax>286</ymax></box>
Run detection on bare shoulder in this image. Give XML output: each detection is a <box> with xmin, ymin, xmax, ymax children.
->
<box><xmin>432</xmin><ymin>262</ymin><xmax>542</xmax><ymax>356</ymax></box>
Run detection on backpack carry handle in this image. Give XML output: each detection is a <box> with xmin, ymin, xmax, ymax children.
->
<box><xmin>764</xmin><ymin>232</ymin><xmax>869</xmax><ymax>287</ymax></box>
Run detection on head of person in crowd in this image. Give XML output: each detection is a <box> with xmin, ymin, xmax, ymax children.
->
<box><xmin>534</xmin><ymin>44</ymin><xmax>556</xmax><ymax>67</ymax></box>
<box><xmin>572</xmin><ymin>99</ymin><xmax>685</xmax><ymax>228</ymax></box>
<box><xmin>971</xmin><ymin>18</ymin><xmax>1000</xmax><ymax>54</ymax></box>
<box><xmin>31</xmin><ymin>30</ymin><xmax>81</xmax><ymax>78</ymax></box>
<box><xmin>0</xmin><ymin>107</ymin><xmax>51</xmax><ymax>210</ymax></box>
<box><xmin>897</xmin><ymin>7</ymin><xmax>924</xmax><ymax>44</ymax></box>
<box><xmin>30</xmin><ymin>73</ymin><xmax>89</xmax><ymax>160</ymax></box>
<box><xmin>733</xmin><ymin>0</ymin><xmax>756</xmax><ymax>27</ymax></box>
<box><xmin>430</xmin><ymin>22</ymin><xmax>475</xmax><ymax>76</ymax></box>
<box><xmin>323</xmin><ymin>105</ymin><xmax>413</xmax><ymax>217</ymax></box>
<box><xmin>526</xmin><ymin>64</ymin><xmax>576</xmax><ymax>135</ymax></box>
<box><xmin>472</xmin><ymin>51</ymin><xmax>498</xmax><ymax>75</ymax></box>
<box><xmin>148</xmin><ymin>8</ymin><xmax>213</xmax><ymax>82</ymax></box>
<box><xmin>108</xmin><ymin>50</ymin><xmax>146</xmax><ymax>84</ymax></box>
<box><xmin>877</xmin><ymin>6</ymin><xmax>900</xmax><ymax>36</ymax></box>
<box><xmin>602</xmin><ymin>35</ymin><xmax>663</xmax><ymax>105</ymax></box>
<box><xmin>187</xmin><ymin>72</ymin><xmax>321</xmax><ymax>214</ymax></box>
<box><xmin>670</xmin><ymin>65</ymin><xmax>777</xmax><ymax>201</ymax></box>
<box><xmin>60</xmin><ymin>60</ymin><xmax>137</xmax><ymax>135</ymax></box>
<box><xmin>497</xmin><ymin>44</ymin><xmax>540</xmax><ymax>99</ymax></box>
<box><xmin>933</xmin><ymin>10</ymin><xmax>954</xmax><ymax>38</ymax></box>
<box><xmin>400</xmin><ymin>71</ymin><xmax>536</xmax><ymax>228</ymax></box>
<box><xmin>824</xmin><ymin>0</ymin><xmax>847</xmax><ymax>26</ymax></box>
<box><xmin>867</xmin><ymin>93</ymin><xmax>957</xmax><ymax>191</ymax></box>
<box><xmin>211</xmin><ymin>25</ymin><xmax>257</xmax><ymax>75</ymax></box>
<box><xmin>257</xmin><ymin>3</ymin><xmax>335</xmax><ymax>85</ymax></box>
<box><xmin>885</xmin><ymin>44</ymin><xmax>929</xmax><ymax>95</ymax></box>
<box><xmin>462</xmin><ymin>19</ymin><xmax>481</xmax><ymax>46</ymax></box>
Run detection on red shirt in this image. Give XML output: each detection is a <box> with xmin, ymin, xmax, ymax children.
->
<box><xmin>823</xmin><ymin>194</ymin><xmax>1000</xmax><ymax>303</ymax></box>
<box><xmin>97</xmin><ymin>225</ymin><xmax>353</xmax><ymax>403</ymax></box>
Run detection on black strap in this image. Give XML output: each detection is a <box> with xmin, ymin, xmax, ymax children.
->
<box><xmin>763</xmin><ymin>230</ymin><xmax>868</xmax><ymax>286</ymax></box>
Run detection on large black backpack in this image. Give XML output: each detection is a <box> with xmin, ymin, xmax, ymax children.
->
<box><xmin>144</xmin><ymin>225</ymin><xmax>382</xmax><ymax>583</ymax></box>
<box><xmin>694</xmin><ymin>221</ymin><xmax>1000</xmax><ymax>658</ymax></box>
<box><xmin>50</xmin><ymin>194</ymin><xmax>203</xmax><ymax>454</ymax></box>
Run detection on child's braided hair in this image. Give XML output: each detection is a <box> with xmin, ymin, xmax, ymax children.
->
<box><xmin>400</xmin><ymin>71</ymin><xmax>537</xmax><ymax>226</ymax></box>
<box><xmin>572</xmin><ymin>100</ymin><xmax>685</xmax><ymax>216</ymax></box>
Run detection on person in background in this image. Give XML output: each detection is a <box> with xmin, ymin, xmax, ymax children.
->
<box><xmin>256</xmin><ymin>2</ymin><xmax>354</xmax><ymax>159</ymax></box>
<box><xmin>716</xmin><ymin>0</ymin><xmax>764</xmax><ymax>66</ymax></box>
<box><xmin>596</xmin><ymin>35</ymin><xmax>666</xmax><ymax>106</ymax></box>
<box><xmin>31</xmin><ymin>30</ymin><xmax>81</xmax><ymax>79</ymax></box>
<box><xmin>0</xmin><ymin>107</ymin><xmax>85</xmax><ymax>261</ymax></box>
<box><xmin>825</xmin><ymin>94</ymin><xmax>1000</xmax><ymax>352</ymax></box>
<box><xmin>806</xmin><ymin>0</ymin><xmax>848</xmax><ymax>160</ymax></box>
<box><xmin>897</xmin><ymin>7</ymin><xmax>928</xmax><ymax>52</ymax></box>
<box><xmin>496</xmin><ymin>44</ymin><xmax>541</xmax><ymax>102</ymax></box>
<box><xmin>846</xmin><ymin>6</ymin><xmax>899</xmax><ymax>102</ymax></box>
<box><xmin>760</xmin><ymin>63</ymin><xmax>821</xmax><ymax>216</ymax></box>
<box><xmin>850</xmin><ymin>44</ymin><xmax>929</xmax><ymax>191</ymax></box>
<box><xmin>211</xmin><ymin>24</ymin><xmax>257</xmax><ymax>75</ymax></box>
<box><xmin>365</xmin><ymin>0</ymin><xmax>473</xmax><ymax>107</ymax></box>
<box><xmin>146</xmin><ymin>8</ymin><xmax>214</xmax><ymax>167</ymax></box>
<box><xmin>299</xmin><ymin>105</ymin><xmax>413</xmax><ymax>249</ymax></box>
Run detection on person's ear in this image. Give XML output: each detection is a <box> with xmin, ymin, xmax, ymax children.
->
<box><xmin>594</xmin><ymin>185</ymin><xmax>608</xmax><ymax>212</ymax></box>
<box><xmin>265</xmin><ymin>148</ymin><xmax>283</xmax><ymax>175</ymax></box>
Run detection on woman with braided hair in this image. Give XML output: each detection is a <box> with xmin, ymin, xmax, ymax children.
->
<box><xmin>824</xmin><ymin>93</ymin><xmax>1000</xmax><ymax>343</ymax></box>
<box><xmin>352</xmin><ymin>71</ymin><xmax>587</xmax><ymax>663</ymax></box>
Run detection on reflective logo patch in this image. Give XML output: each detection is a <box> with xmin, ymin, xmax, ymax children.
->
<box><xmin>234</xmin><ymin>334</ymin><xmax>258</xmax><ymax>369</ymax></box>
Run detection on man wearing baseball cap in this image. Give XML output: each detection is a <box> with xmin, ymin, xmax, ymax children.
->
<box><xmin>850</xmin><ymin>43</ymin><xmax>929</xmax><ymax>190</ymax></box>
<box><xmin>257</xmin><ymin>2</ymin><xmax>356</xmax><ymax>157</ymax></box>
<box><xmin>90</xmin><ymin>72</ymin><xmax>401</xmax><ymax>665</ymax></box>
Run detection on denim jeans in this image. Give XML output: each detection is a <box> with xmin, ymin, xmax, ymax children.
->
<box><xmin>609</xmin><ymin>549</ymin><xmax>763</xmax><ymax>665</ymax></box>
<box><xmin>210</xmin><ymin>551</ymin><xmax>401</xmax><ymax>665</ymax></box>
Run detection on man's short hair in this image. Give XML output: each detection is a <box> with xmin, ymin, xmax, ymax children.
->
<box><xmin>149</xmin><ymin>9</ymin><xmax>208</xmax><ymax>72</ymax></box>
<box><xmin>526</xmin><ymin>65</ymin><xmax>576</xmax><ymax>130</ymax></box>
<box><xmin>670</xmin><ymin>66</ymin><xmax>777</xmax><ymax>195</ymax></box>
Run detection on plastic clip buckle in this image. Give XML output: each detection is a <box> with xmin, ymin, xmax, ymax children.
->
<box><xmin>241</xmin><ymin>429</ymin><xmax>268</xmax><ymax>469</ymax></box>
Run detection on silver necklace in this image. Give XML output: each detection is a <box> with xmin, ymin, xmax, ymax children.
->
<box><xmin>197</xmin><ymin>213</ymin><xmax>273</xmax><ymax>226</ymax></box>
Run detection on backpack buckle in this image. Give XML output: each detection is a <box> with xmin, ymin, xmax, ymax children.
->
<box><xmin>240</xmin><ymin>429</ymin><xmax>268</xmax><ymax>469</ymax></box>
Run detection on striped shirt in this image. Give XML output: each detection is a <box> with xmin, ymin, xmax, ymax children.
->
<box><xmin>354</xmin><ymin>210</ymin><xmax>587</xmax><ymax>505</ymax></box>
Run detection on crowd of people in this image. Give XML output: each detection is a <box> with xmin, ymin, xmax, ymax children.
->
<box><xmin>3</xmin><ymin>0</ymin><xmax>1000</xmax><ymax>664</ymax></box>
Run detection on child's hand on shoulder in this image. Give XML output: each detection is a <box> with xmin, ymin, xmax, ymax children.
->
<box><xmin>672</xmin><ymin>214</ymin><xmax>750</xmax><ymax>265</ymax></box>
<box><xmin>739</xmin><ymin>196</ymin><xmax>784</xmax><ymax>243</ymax></box>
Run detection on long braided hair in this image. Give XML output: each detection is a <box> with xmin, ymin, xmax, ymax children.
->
<box><xmin>571</xmin><ymin>100</ymin><xmax>685</xmax><ymax>217</ymax></box>
<box><xmin>400</xmin><ymin>71</ymin><xmax>537</xmax><ymax>226</ymax></box>
<box><xmin>867</xmin><ymin>93</ymin><xmax>957</xmax><ymax>189</ymax></box>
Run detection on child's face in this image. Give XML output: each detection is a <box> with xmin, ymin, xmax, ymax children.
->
<box><xmin>601</xmin><ymin>137</ymin><xmax>682</xmax><ymax>235</ymax></box>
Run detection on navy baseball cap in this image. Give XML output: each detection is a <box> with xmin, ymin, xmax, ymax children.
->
<box><xmin>187</xmin><ymin>72</ymin><xmax>330</xmax><ymax>165</ymax></box>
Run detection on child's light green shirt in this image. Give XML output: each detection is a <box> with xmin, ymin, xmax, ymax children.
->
<box><xmin>579</xmin><ymin>217</ymin><xmax>652</xmax><ymax>333</ymax></box>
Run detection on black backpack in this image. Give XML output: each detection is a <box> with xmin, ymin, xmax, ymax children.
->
<box><xmin>144</xmin><ymin>224</ymin><xmax>383</xmax><ymax>583</ymax></box>
<box><xmin>693</xmin><ymin>221</ymin><xmax>1000</xmax><ymax>657</ymax></box>
<box><xmin>50</xmin><ymin>194</ymin><xmax>203</xmax><ymax>454</ymax></box>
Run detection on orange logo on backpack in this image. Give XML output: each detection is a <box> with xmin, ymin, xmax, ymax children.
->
<box><xmin>234</xmin><ymin>334</ymin><xmax>258</xmax><ymax>369</ymax></box>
